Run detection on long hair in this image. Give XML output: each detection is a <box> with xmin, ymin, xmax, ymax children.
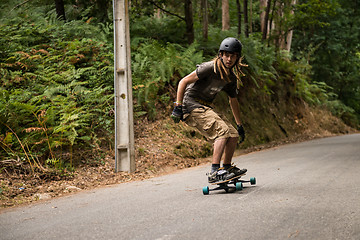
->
<box><xmin>213</xmin><ymin>55</ymin><xmax>247</xmax><ymax>88</ymax></box>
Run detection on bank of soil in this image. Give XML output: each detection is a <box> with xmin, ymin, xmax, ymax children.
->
<box><xmin>0</xmin><ymin>107</ymin><xmax>356</xmax><ymax>209</ymax></box>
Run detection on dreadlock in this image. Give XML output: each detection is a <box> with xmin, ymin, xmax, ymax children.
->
<box><xmin>213</xmin><ymin>55</ymin><xmax>248</xmax><ymax>89</ymax></box>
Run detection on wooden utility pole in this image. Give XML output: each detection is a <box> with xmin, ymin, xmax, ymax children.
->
<box><xmin>113</xmin><ymin>0</ymin><xmax>135</xmax><ymax>172</ymax></box>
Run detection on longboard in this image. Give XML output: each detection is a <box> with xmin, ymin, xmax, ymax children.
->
<box><xmin>202</xmin><ymin>174</ymin><xmax>256</xmax><ymax>195</ymax></box>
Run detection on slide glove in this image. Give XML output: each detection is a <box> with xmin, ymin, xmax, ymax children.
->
<box><xmin>171</xmin><ymin>105</ymin><xmax>183</xmax><ymax>123</ymax></box>
<box><xmin>237</xmin><ymin>124</ymin><xmax>245</xmax><ymax>143</ymax></box>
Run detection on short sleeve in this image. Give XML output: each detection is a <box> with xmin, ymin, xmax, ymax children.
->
<box><xmin>196</xmin><ymin>61</ymin><xmax>214</xmax><ymax>80</ymax></box>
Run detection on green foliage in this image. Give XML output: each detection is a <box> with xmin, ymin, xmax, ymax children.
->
<box><xmin>45</xmin><ymin>158</ymin><xmax>75</xmax><ymax>173</ymax></box>
<box><xmin>293</xmin><ymin>0</ymin><xmax>338</xmax><ymax>29</ymax></box>
<box><xmin>241</xmin><ymin>36</ymin><xmax>278</xmax><ymax>89</ymax></box>
<box><xmin>132</xmin><ymin>40</ymin><xmax>203</xmax><ymax>119</ymax></box>
<box><xmin>292</xmin><ymin>0</ymin><xmax>360</xmax><ymax>125</ymax></box>
<box><xmin>0</xmin><ymin>12</ymin><xmax>114</xmax><ymax>168</ymax></box>
<box><xmin>130</xmin><ymin>16</ymin><xmax>187</xmax><ymax>45</ymax></box>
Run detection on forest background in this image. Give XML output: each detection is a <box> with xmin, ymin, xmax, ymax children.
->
<box><xmin>0</xmin><ymin>0</ymin><xmax>359</xmax><ymax>207</ymax></box>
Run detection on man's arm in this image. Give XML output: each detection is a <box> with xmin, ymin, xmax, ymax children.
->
<box><xmin>229</xmin><ymin>97</ymin><xmax>245</xmax><ymax>143</ymax></box>
<box><xmin>175</xmin><ymin>71</ymin><xmax>199</xmax><ymax>105</ymax></box>
<box><xmin>171</xmin><ymin>71</ymin><xmax>199</xmax><ymax>123</ymax></box>
<box><xmin>229</xmin><ymin>97</ymin><xmax>242</xmax><ymax>125</ymax></box>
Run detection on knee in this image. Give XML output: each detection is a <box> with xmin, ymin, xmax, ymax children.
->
<box><xmin>228</xmin><ymin>137</ymin><xmax>238</xmax><ymax>144</ymax></box>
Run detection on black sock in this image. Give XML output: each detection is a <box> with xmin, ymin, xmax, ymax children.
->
<box><xmin>223</xmin><ymin>164</ymin><xmax>231</xmax><ymax>170</ymax></box>
<box><xmin>211</xmin><ymin>164</ymin><xmax>220</xmax><ymax>173</ymax></box>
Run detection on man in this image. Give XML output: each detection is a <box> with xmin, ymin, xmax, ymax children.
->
<box><xmin>171</xmin><ymin>37</ymin><xmax>247</xmax><ymax>183</ymax></box>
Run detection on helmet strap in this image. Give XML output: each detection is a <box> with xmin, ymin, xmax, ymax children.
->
<box><xmin>218</xmin><ymin>52</ymin><xmax>225</xmax><ymax>67</ymax></box>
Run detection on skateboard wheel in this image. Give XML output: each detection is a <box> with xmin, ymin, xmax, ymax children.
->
<box><xmin>202</xmin><ymin>186</ymin><xmax>209</xmax><ymax>195</ymax></box>
<box><xmin>235</xmin><ymin>182</ymin><xmax>243</xmax><ymax>191</ymax></box>
<box><xmin>250</xmin><ymin>177</ymin><xmax>256</xmax><ymax>185</ymax></box>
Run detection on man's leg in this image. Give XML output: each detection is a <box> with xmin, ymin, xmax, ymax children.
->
<box><xmin>208</xmin><ymin>137</ymin><xmax>235</xmax><ymax>183</ymax></box>
<box><xmin>212</xmin><ymin>138</ymin><xmax>227</xmax><ymax>164</ymax></box>
<box><xmin>223</xmin><ymin>137</ymin><xmax>247</xmax><ymax>176</ymax></box>
<box><xmin>223</xmin><ymin>137</ymin><xmax>238</xmax><ymax>165</ymax></box>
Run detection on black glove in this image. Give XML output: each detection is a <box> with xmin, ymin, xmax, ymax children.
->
<box><xmin>237</xmin><ymin>124</ymin><xmax>245</xmax><ymax>143</ymax></box>
<box><xmin>171</xmin><ymin>105</ymin><xmax>183</xmax><ymax>123</ymax></box>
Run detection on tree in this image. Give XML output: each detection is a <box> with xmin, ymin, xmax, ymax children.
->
<box><xmin>92</xmin><ymin>0</ymin><xmax>111</xmax><ymax>22</ymax></box>
<box><xmin>262</xmin><ymin>0</ymin><xmax>272</xmax><ymax>41</ymax></box>
<box><xmin>260</xmin><ymin>0</ymin><xmax>267</xmax><ymax>35</ymax></box>
<box><xmin>222</xmin><ymin>0</ymin><xmax>230</xmax><ymax>31</ymax></box>
<box><xmin>243</xmin><ymin>0</ymin><xmax>249</xmax><ymax>37</ymax></box>
<box><xmin>201</xmin><ymin>0</ymin><xmax>209</xmax><ymax>40</ymax></box>
<box><xmin>249</xmin><ymin>0</ymin><xmax>253</xmax><ymax>33</ymax></box>
<box><xmin>283</xmin><ymin>0</ymin><xmax>296</xmax><ymax>51</ymax></box>
<box><xmin>236</xmin><ymin>0</ymin><xmax>242</xmax><ymax>36</ymax></box>
<box><xmin>147</xmin><ymin>0</ymin><xmax>195</xmax><ymax>44</ymax></box>
<box><xmin>54</xmin><ymin>0</ymin><xmax>66</xmax><ymax>21</ymax></box>
<box><xmin>184</xmin><ymin>0</ymin><xmax>194</xmax><ymax>44</ymax></box>
<box><xmin>292</xmin><ymin>0</ymin><xmax>360</xmax><ymax>125</ymax></box>
<box><xmin>271</xmin><ymin>0</ymin><xmax>297</xmax><ymax>51</ymax></box>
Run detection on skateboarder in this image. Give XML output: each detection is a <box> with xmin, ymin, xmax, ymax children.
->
<box><xmin>171</xmin><ymin>37</ymin><xmax>247</xmax><ymax>183</ymax></box>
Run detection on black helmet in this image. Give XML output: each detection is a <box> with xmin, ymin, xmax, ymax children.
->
<box><xmin>219</xmin><ymin>37</ymin><xmax>242</xmax><ymax>56</ymax></box>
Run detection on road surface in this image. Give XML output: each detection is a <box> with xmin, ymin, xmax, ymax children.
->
<box><xmin>1</xmin><ymin>134</ymin><xmax>360</xmax><ymax>240</ymax></box>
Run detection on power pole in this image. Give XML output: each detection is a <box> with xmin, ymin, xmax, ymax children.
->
<box><xmin>113</xmin><ymin>0</ymin><xmax>135</xmax><ymax>172</ymax></box>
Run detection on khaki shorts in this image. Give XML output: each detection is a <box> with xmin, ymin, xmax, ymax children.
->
<box><xmin>184</xmin><ymin>107</ymin><xmax>238</xmax><ymax>142</ymax></box>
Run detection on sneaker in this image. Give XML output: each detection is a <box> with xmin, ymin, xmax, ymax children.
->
<box><xmin>207</xmin><ymin>168</ymin><xmax>235</xmax><ymax>183</ymax></box>
<box><xmin>226</xmin><ymin>164</ymin><xmax>247</xmax><ymax>177</ymax></box>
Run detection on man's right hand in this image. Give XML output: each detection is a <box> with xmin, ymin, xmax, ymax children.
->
<box><xmin>171</xmin><ymin>105</ymin><xmax>183</xmax><ymax>123</ymax></box>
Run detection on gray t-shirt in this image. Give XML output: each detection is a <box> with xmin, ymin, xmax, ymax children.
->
<box><xmin>182</xmin><ymin>61</ymin><xmax>237</xmax><ymax>114</ymax></box>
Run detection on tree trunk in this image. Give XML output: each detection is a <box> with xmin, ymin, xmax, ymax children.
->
<box><xmin>268</xmin><ymin>0</ymin><xmax>277</xmax><ymax>46</ymax></box>
<box><xmin>155</xmin><ymin>8</ymin><xmax>161</xmax><ymax>19</ymax></box>
<box><xmin>54</xmin><ymin>0</ymin><xmax>66</xmax><ymax>21</ymax></box>
<box><xmin>285</xmin><ymin>0</ymin><xmax>297</xmax><ymax>51</ymax></box>
<box><xmin>285</xmin><ymin>29</ymin><xmax>293</xmax><ymax>51</ymax></box>
<box><xmin>249</xmin><ymin>0</ymin><xmax>253</xmax><ymax>33</ymax></box>
<box><xmin>260</xmin><ymin>0</ymin><xmax>267</xmax><ymax>34</ymax></box>
<box><xmin>236</xmin><ymin>0</ymin><xmax>241</xmax><ymax>36</ymax></box>
<box><xmin>243</xmin><ymin>0</ymin><xmax>249</xmax><ymax>37</ymax></box>
<box><xmin>184</xmin><ymin>0</ymin><xmax>194</xmax><ymax>44</ymax></box>
<box><xmin>275</xmin><ymin>1</ymin><xmax>283</xmax><ymax>50</ymax></box>
<box><xmin>262</xmin><ymin>0</ymin><xmax>272</xmax><ymax>41</ymax></box>
<box><xmin>95</xmin><ymin>0</ymin><xmax>110</xmax><ymax>22</ymax></box>
<box><xmin>222</xmin><ymin>0</ymin><xmax>230</xmax><ymax>31</ymax></box>
<box><xmin>201</xmin><ymin>0</ymin><xmax>209</xmax><ymax>40</ymax></box>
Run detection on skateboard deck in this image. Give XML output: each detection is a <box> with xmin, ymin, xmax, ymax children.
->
<box><xmin>203</xmin><ymin>173</ymin><xmax>256</xmax><ymax>195</ymax></box>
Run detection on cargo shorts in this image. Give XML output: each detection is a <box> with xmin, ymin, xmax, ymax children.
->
<box><xmin>184</xmin><ymin>106</ymin><xmax>239</xmax><ymax>142</ymax></box>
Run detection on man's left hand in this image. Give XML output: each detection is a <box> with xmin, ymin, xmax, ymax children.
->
<box><xmin>237</xmin><ymin>124</ymin><xmax>245</xmax><ymax>143</ymax></box>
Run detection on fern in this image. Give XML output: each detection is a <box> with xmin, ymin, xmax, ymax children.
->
<box><xmin>131</xmin><ymin>40</ymin><xmax>203</xmax><ymax>119</ymax></box>
<box><xmin>0</xmin><ymin>14</ymin><xmax>114</xmax><ymax>168</ymax></box>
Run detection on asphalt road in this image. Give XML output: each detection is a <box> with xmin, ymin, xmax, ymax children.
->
<box><xmin>1</xmin><ymin>134</ymin><xmax>360</xmax><ymax>240</ymax></box>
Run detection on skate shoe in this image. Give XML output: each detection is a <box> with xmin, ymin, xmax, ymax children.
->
<box><xmin>207</xmin><ymin>168</ymin><xmax>235</xmax><ymax>183</ymax></box>
<box><xmin>225</xmin><ymin>164</ymin><xmax>247</xmax><ymax>177</ymax></box>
